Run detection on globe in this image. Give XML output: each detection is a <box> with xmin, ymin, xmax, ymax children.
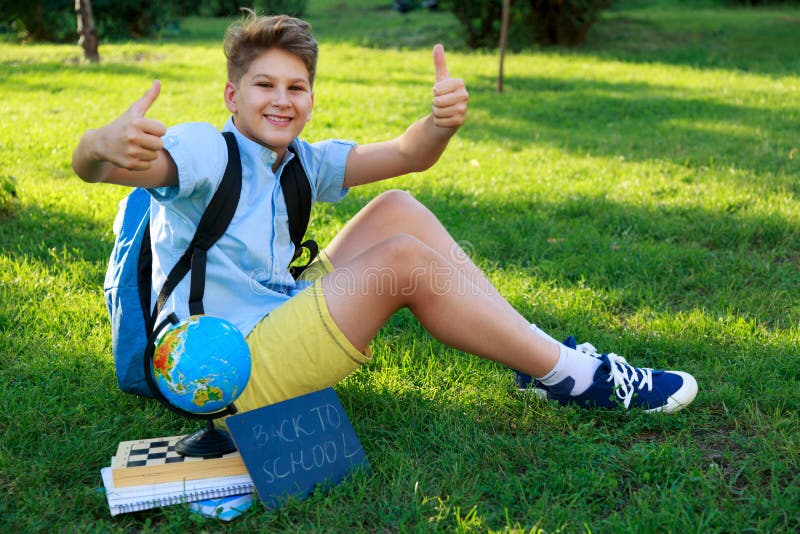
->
<box><xmin>152</xmin><ymin>315</ymin><xmax>251</xmax><ymax>415</ymax></box>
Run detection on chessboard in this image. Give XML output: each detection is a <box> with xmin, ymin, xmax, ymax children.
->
<box><xmin>111</xmin><ymin>435</ymin><xmax>248</xmax><ymax>488</ymax></box>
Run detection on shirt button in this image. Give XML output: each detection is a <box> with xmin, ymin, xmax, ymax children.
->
<box><xmin>262</xmin><ymin>149</ymin><xmax>277</xmax><ymax>166</ymax></box>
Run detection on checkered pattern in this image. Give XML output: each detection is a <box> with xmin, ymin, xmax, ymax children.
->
<box><xmin>116</xmin><ymin>436</ymin><xmax>232</xmax><ymax>468</ymax></box>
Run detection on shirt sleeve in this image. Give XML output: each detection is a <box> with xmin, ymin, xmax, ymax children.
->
<box><xmin>296</xmin><ymin>138</ymin><xmax>355</xmax><ymax>203</ymax></box>
<box><xmin>148</xmin><ymin>122</ymin><xmax>227</xmax><ymax>203</ymax></box>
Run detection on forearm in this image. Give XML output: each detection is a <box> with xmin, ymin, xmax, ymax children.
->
<box><xmin>343</xmin><ymin>116</ymin><xmax>459</xmax><ymax>187</ymax></box>
<box><xmin>397</xmin><ymin>114</ymin><xmax>459</xmax><ymax>172</ymax></box>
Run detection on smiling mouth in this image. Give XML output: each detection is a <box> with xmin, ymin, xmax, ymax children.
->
<box><xmin>266</xmin><ymin>114</ymin><xmax>292</xmax><ymax>125</ymax></box>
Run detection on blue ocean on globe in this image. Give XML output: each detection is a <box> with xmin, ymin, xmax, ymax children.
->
<box><xmin>152</xmin><ymin>315</ymin><xmax>251</xmax><ymax>414</ymax></box>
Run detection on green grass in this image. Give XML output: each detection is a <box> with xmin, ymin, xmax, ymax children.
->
<box><xmin>2</xmin><ymin>0</ymin><xmax>800</xmax><ymax>531</ymax></box>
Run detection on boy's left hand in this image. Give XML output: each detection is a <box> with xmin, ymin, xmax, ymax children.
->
<box><xmin>432</xmin><ymin>44</ymin><xmax>468</xmax><ymax>129</ymax></box>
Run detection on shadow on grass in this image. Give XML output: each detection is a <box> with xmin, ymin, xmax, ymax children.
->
<box><xmin>3</xmin><ymin>191</ymin><xmax>798</xmax><ymax>530</ymax></box>
<box><xmin>334</xmin><ymin>186</ymin><xmax>800</xmax><ymax>330</ymax></box>
<box><xmin>332</xmin><ymin>364</ymin><xmax>797</xmax><ymax>530</ymax></box>
<box><xmin>0</xmin><ymin>202</ymin><xmax>113</xmax><ymax>266</ymax></box>
<box><xmin>0</xmin><ymin>59</ymin><xmax>221</xmax><ymax>94</ymax></box>
<box><xmin>462</xmin><ymin>73</ymin><xmax>796</xmax><ymax>187</ymax></box>
<box><xmin>582</xmin><ymin>8</ymin><xmax>800</xmax><ymax>78</ymax></box>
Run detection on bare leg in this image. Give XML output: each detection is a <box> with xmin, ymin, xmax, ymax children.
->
<box><xmin>319</xmin><ymin>191</ymin><xmax>698</xmax><ymax>414</ymax></box>
<box><xmin>325</xmin><ymin>190</ymin><xmax>506</xmax><ymax>308</ymax></box>
<box><xmin>322</xmin><ymin>233</ymin><xmax>559</xmax><ymax>378</ymax></box>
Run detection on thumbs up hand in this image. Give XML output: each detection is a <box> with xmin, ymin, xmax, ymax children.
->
<box><xmin>431</xmin><ymin>44</ymin><xmax>468</xmax><ymax>129</ymax></box>
<box><xmin>97</xmin><ymin>80</ymin><xmax>168</xmax><ymax>171</ymax></box>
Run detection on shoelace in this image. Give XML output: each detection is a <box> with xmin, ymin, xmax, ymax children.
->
<box><xmin>605</xmin><ymin>353</ymin><xmax>653</xmax><ymax>409</ymax></box>
<box><xmin>576</xmin><ymin>341</ymin><xmax>628</xmax><ymax>363</ymax></box>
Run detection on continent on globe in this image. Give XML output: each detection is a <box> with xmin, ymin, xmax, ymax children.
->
<box><xmin>153</xmin><ymin>320</ymin><xmax>190</xmax><ymax>381</ymax></box>
<box><xmin>192</xmin><ymin>381</ymin><xmax>225</xmax><ymax>408</ymax></box>
<box><xmin>151</xmin><ymin>315</ymin><xmax>251</xmax><ymax>415</ymax></box>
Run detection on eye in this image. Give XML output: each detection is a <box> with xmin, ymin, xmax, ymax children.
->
<box><xmin>289</xmin><ymin>85</ymin><xmax>307</xmax><ymax>92</ymax></box>
<box><xmin>256</xmin><ymin>82</ymin><xmax>273</xmax><ymax>88</ymax></box>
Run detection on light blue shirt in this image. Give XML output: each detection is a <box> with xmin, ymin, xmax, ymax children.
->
<box><xmin>147</xmin><ymin>118</ymin><xmax>354</xmax><ymax>336</ymax></box>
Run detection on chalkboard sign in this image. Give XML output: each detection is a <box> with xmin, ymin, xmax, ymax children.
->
<box><xmin>226</xmin><ymin>388</ymin><xmax>367</xmax><ymax>508</ymax></box>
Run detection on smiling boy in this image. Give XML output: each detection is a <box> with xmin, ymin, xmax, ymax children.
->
<box><xmin>73</xmin><ymin>13</ymin><xmax>697</xmax><ymax>414</ymax></box>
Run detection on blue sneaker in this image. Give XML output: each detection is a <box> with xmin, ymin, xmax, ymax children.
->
<box><xmin>546</xmin><ymin>353</ymin><xmax>697</xmax><ymax>413</ymax></box>
<box><xmin>515</xmin><ymin>337</ymin><xmax>697</xmax><ymax>413</ymax></box>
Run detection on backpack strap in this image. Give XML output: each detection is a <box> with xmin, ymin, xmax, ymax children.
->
<box><xmin>138</xmin><ymin>223</ymin><xmax>154</xmax><ymax>331</ymax></box>
<box><xmin>152</xmin><ymin>131</ymin><xmax>242</xmax><ymax>321</ymax></box>
<box><xmin>146</xmin><ymin>135</ymin><xmax>315</xmax><ymax>329</ymax></box>
<box><xmin>281</xmin><ymin>145</ymin><xmax>318</xmax><ymax>279</ymax></box>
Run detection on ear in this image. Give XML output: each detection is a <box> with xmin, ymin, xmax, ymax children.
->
<box><xmin>224</xmin><ymin>81</ymin><xmax>237</xmax><ymax>114</ymax></box>
<box><xmin>307</xmin><ymin>91</ymin><xmax>314</xmax><ymax>121</ymax></box>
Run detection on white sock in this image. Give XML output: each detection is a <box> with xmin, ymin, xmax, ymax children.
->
<box><xmin>529</xmin><ymin>323</ymin><xmax>562</xmax><ymax>346</ymax></box>
<box><xmin>536</xmin><ymin>343</ymin><xmax>602</xmax><ymax>396</ymax></box>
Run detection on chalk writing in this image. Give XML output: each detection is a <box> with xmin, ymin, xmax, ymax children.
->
<box><xmin>227</xmin><ymin>388</ymin><xmax>368</xmax><ymax>508</ymax></box>
<box><xmin>260</xmin><ymin>430</ymin><xmax>364</xmax><ymax>483</ymax></box>
<box><xmin>249</xmin><ymin>402</ymin><xmax>344</xmax><ymax>445</ymax></box>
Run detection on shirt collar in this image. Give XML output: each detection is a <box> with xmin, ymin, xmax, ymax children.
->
<box><xmin>222</xmin><ymin>117</ymin><xmax>291</xmax><ymax>170</ymax></box>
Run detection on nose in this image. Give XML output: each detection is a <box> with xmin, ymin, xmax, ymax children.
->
<box><xmin>273</xmin><ymin>87</ymin><xmax>290</xmax><ymax>108</ymax></box>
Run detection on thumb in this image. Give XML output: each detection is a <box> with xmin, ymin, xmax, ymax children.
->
<box><xmin>433</xmin><ymin>44</ymin><xmax>449</xmax><ymax>83</ymax></box>
<box><xmin>128</xmin><ymin>80</ymin><xmax>161</xmax><ymax>117</ymax></box>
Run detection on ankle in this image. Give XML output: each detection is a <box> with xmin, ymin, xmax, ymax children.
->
<box><xmin>537</xmin><ymin>344</ymin><xmax>602</xmax><ymax>395</ymax></box>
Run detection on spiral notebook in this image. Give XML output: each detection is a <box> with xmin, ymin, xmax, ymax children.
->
<box><xmin>101</xmin><ymin>460</ymin><xmax>254</xmax><ymax>516</ymax></box>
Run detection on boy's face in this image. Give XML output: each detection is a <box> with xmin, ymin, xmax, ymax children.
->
<box><xmin>224</xmin><ymin>48</ymin><xmax>314</xmax><ymax>161</ymax></box>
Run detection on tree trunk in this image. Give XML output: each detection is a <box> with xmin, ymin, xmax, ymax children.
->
<box><xmin>75</xmin><ymin>0</ymin><xmax>99</xmax><ymax>62</ymax></box>
<box><xmin>497</xmin><ymin>0</ymin><xmax>510</xmax><ymax>93</ymax></box>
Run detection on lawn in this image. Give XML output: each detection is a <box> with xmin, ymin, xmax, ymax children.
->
<box><xmin>1</xmin><ymin>0</ymin><xmax>799</xmax><ymax>531</ymax></box>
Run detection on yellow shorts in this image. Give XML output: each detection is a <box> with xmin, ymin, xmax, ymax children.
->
<box><xmin>234</xmin><ymin>251</ymin><xmax>372</xmax><ymax>412</ymax></box>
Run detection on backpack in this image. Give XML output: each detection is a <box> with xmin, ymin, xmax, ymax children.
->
<box><xmin>104</xmin><ymin>131</ymin><xmax>317</xmax><ymax>397</ymax></box>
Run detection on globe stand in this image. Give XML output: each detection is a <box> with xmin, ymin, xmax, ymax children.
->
<box><xmin>175</xmin><ymin>419</ymin><xmax>236</xmax><ymax>457</ymax></box>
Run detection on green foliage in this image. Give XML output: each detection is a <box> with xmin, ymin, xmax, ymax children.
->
<box><xmin>393</xmin><ymin>0</ymin><xmax>421</xmax><ymax>12</ymax></box>
<box><xmin>92</xmin><ymin>0</ymin><xmax>179</xmax><ymax>39</ymax></box>
<box><xmin>0</xmin><ymin>0</ymin><xmax>179</xmax><ymax>42</ymax></box>
<box><xmin>0</xmin><ymin>0</ymin><xmax>76</xmax><ymax>42</ymax></box>
<box><xmin>530</xmin><ymin>0</ymin><xmax>610</xmax><ymax>45</ymax></box>
<box><xmin>253</xmin><ymin>0</ymin><xmax>309</xmax><ymax>17</ymax></box>
<box><xmin>170</xmin><ymin>0</ymin><xmax>308</xmax><ymax>18</ymax></box>
<box><xmin>450</xmin><ymin>0</ymin><xmax>611</xmax><ymax>49</ymax></box>
<box><xmin>449</xmin><ymin>0</ymin><xmax>522</xmax><ymax>49</ymax></box>
<box><xmin>198</xmin><ymin>0</ymin><xmax>247</xmax><ymax>17</ymax></box>
<box><xmin>724</xmin><ymin>0</ymin><xmax>799</xmax><ymax>4</ymax></box>
<box><xmin>175</xmin><ymin>0</ymin><xmax>246</xmax><ymax>18</ymax></box>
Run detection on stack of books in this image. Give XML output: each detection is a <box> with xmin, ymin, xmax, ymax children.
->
<box><xmin>100</xmin><ymin>435</ymin><xmax>254</xmax><ymax>520</ymax></box>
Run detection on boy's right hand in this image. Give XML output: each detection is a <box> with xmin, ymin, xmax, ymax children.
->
<box><xmin>96</xmin><ymin>80</ymin><xmax>167</xmax><ymax>171</ymax></box>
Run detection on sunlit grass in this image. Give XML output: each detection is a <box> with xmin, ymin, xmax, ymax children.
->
<box><xmin>1</xmin><ymin>0</ymin><xmax>799</xmax><ymax>531</ymax></box>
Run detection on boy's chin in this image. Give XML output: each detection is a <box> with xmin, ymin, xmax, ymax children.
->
<box><xmin>253</xmin><ymin>134</ymin><xmax>294</xmax><ymax>152</ymax></box>
<box><xmin>265</xmin><ymin>129</ymin><xmax>302</xmax><ymax>145</ymax></box>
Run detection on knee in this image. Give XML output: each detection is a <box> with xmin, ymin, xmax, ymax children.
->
<box><xmin>369</xmin><ymin>189</ymin><xmax>426</xmax><ymax>217</ymax></box>
<box><xmin>377</xmin><ymin>233</ymin><xmax>444</xmax><ymax>288</ymax></box>
<box><xmin>381</xmin><ymin>234</ymin><xmax>449</xmax><ymax>298</ymax></box>
<box><xmin>380</xmin><ymin>232</ymin><xmax>433</xmax><ymax>266</ymax></box>
<box><xmin>336</xmin><ymin>234</ymin><xmax>443</xmax><ymax>301</ymax></box>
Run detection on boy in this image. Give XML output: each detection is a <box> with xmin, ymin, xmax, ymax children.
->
<box><xmin>73</xmin><ymin>13</ymin><xmax>697</xmax><ymax>414</ymax></box>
